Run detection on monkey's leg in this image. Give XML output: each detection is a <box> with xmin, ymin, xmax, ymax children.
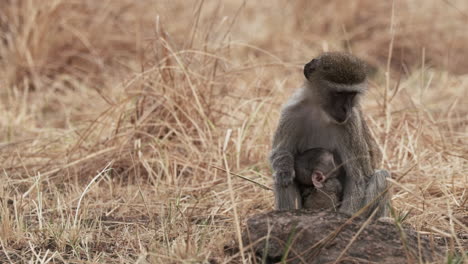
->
<box><xmin>270</xmin><ymin>150</ymin><xmax>295</xmax><ymax>186</ymax></box>
<box><xmin>364</xmin><ymin>169</ymin><xmax>391</xmax><ymax>218</ymax></box>
<box><xmin>339</xmin><ymin>178</ymin><xmax>366</xmax><ymax>216</ymax></box>
<box><xmin>274</xmin><ymin>182</ymin><xmax>302</xmax><ymax>210</ymax></box>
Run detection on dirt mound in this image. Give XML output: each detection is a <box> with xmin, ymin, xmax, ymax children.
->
<box><xmin>241</xmin><ymin>210</ymin><xmax>445</xmax><ymax>264</ymax></box>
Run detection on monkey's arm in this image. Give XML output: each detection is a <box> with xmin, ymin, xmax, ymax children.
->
<box><xmin>360</xmin><ymin>110</ymin><xmax>383</xmax><ymax>169</ymax></box>
<box><xmin>270</xmin><ymin>110</ymin><xmax>304</xmax><ymax>210</ymax></box>
<box><xmin>269</xmin><ymin>111</ymin><xmax>301</xmax><ymax>187</ymax></box>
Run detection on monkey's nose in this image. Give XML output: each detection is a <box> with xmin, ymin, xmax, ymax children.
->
<box><xmin>341</xmin><ymin>105</ymin><xmax>349</xmax><ymax>115</ymax></box>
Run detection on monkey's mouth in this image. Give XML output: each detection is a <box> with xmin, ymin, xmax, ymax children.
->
<box><xmin>331</xmin><ymin>112</ymin><xmax>351</xmax><ymax>124</ymax></box>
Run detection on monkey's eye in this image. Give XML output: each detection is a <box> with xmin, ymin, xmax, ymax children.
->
<box><xmin>332</xmin><ymin>91</ymin><xmax>357</xmax><ymax>98</ymax></box>
<box><xmin>332</xmin><ymin>91</ymin><xmax>345</xmax><ymax>97</ymax></box>
<box><xmin>322</xmin><ymin>65</ymin><xmax>332</xmax><ymax>71</ymax></box>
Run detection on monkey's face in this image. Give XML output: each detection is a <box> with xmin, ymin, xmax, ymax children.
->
<box><xmin>324</xmin><ymin>91</ymin><xmax>358</xmax><ymax>124</ymax></box>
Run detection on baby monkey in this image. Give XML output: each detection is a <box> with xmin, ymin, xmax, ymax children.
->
<box><xmin>294</xmin><ymin>148</ymin><xmax>343</xmax><ymax>210</ymax></box>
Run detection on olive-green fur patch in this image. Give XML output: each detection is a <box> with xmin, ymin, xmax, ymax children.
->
<box><xmin>318</xmin><ymin>52</ymin><xmax>367</xmax><ymax>84</ymax></box>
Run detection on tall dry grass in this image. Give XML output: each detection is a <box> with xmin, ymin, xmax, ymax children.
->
<box><xmin>0</xmin><ymin>0</ymin><xmax>466</xmax><ymax>263</ymax></box>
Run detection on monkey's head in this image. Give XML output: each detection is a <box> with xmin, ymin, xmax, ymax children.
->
<box><xmin>304</xmin><ymin>52</ymin><xmax>368</xmax><ymax>124</ymax></box>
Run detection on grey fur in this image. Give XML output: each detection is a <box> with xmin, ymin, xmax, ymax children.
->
<box><xmin>295</xmin><ymin>148</ymin><xmax>343</xmax><ymax>211</ymax></box>
<box><xmin>270</xmin><ymin>52</ymin><xmax>391</xmax><ymax>218</ymax></box>
<box><xmin>274</xmin><ymin>148</ymin><xmax>342</xmax><ymax>211</ymax></box>
<box><xmin>294</xmin><ymin>148</ymin><xmax>337</xmax><ymax>186</ymax></box>
<box><xmin>273</xmin><ymin>183</ymin><xmax>302</xmax><ymax>210</ymax></box>
<box><xmin>303</xmin><ymin>177</ymin><xmax>342</xmax><ymax>211</ymax></box>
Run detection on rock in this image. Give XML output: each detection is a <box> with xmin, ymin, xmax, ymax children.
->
<box><xmin>241</xmin><ymin>210</ymin><xmax>444</xmax><ymax>264</ymax></box>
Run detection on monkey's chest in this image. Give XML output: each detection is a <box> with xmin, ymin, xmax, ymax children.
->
<box><xmin>297</xmin><ymin>123</ymin><xmax>337</xmax><ymax>153</ymax></box>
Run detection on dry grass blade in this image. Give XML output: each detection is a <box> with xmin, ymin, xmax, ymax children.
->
<box><xmin>212</xmin><ymin>166</ymin><xmax>272</xmax><ymax>191</ymax></box>
<box><xmin>73</xmin><ymin>161</ymin><xmax>113</xmax><ymax>227</ymax></box>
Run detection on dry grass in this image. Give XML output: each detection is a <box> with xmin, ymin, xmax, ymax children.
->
<box><xmin>0</xmin><ymin>0</ymin><xmax>466</xmax><ymax>263</ymax></box>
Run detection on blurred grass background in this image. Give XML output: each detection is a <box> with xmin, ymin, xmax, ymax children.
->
<box><xmin>0</xmin><ymin>0</ymin><xmax>466</xmax><ymax>263</ymax></box>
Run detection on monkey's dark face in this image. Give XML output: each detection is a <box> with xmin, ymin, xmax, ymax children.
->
<box><xmin>324</xmin><ymin>91</ymin><xmax>358</xmax><ymax>124</ymax></box>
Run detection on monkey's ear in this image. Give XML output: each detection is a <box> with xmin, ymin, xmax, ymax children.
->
<box><xmin>312</xmin><ymin>171</ymin><xmax>324</xmax><ymax>188</ymax></box>
<box><xmin>304</xmin><ymin>59</ymin><xmax>317</xmax><ymax>79</ymax></box>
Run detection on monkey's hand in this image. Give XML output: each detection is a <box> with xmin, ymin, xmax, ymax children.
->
<box><xmin>274</xmin><ymin>169</ymin><xmax>295</xmax><ymax>187</ymax></box>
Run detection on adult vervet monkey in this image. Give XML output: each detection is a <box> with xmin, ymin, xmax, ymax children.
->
<box><xmin>270</xmin><ymin>52</ymin><xmax>390</xmax><ymax>217</ymax></box>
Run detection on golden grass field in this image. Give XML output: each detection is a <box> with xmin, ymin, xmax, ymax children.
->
<box><xmin>0</xmin><ymin>0</ymin><xmax>467</xmax><ymax>263</ymax></box>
